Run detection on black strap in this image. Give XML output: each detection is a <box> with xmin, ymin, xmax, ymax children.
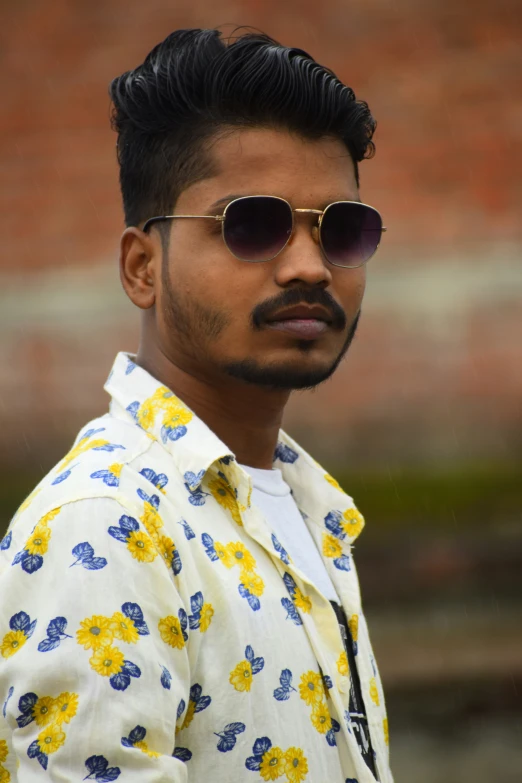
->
<box><xmin>330</xmin><ymin>601</ymin><xmax>378</xmax><ymax>778</ymax></box>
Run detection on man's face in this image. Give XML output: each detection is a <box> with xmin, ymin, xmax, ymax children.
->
<box><xmin>154</xmin><ymin>127</ymin><xmax>366</xmax><ymax>391</ymax></box>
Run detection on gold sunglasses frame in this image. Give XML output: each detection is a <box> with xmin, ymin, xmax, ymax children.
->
<box><xmin>142</xmin><ymin>195</ymin><xmax>387</xmax><ymax>268</ymax></box>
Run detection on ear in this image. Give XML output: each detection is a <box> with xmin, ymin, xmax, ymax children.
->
<box><xmin>119</xmin><ymin>227</ymin><xmax>160</xmax><ymax>310</ymax></box>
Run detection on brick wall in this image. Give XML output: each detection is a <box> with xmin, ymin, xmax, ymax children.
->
<box><xmin>1</xmin><ymin>0</ymin><xmax>521</xmax><ymax>467</ymax></box>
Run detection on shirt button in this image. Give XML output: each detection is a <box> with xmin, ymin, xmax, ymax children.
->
<box><xmin>338</xmin><ymin>676</ymin><xmax>349</xmax><ymax>693</ymax></box>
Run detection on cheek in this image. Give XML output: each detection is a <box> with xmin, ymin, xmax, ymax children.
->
<box><xmin>336</xmin><ymin>267</ymin><xmax>366</xmax><ymax>313</ymax></box>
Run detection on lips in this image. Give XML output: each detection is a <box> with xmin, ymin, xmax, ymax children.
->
<box><xmin>265</xmin><ymin>305</ymin><xmax>333</xmax><ymax>323</ymax></box>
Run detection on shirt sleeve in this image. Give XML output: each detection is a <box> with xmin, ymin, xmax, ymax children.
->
<box><xmin>0</xmin><ymin>497</ymin><xmax>192</xmax><ymax>782</ymax></box>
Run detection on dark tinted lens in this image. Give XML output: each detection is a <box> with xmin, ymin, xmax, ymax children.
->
<box><xmin>321</xmin><ymin>202</ymin><xmax>382</xmax><ymax>267</ymax></box>
<box><xmin>223</xmin><ymin>196</ymin><xmax>293</xmax><ymax>262</ymax></box>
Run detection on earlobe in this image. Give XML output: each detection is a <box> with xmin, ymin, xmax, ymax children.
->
<box><xmin>119</xmin><ymin>227</ymin><xmax>158</xmax><ymax>310</ymax></box>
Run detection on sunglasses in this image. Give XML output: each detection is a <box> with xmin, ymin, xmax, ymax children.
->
<box><xmin>142</xmin><ymin>195</ymin><xmax>386</xmax><ymax>268</ymax></box>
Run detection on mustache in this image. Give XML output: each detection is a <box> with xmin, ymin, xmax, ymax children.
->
<box><xmin>252</xmin><ymin>288</ymin><xmax>347</xmax><ymax>331</ymax></box>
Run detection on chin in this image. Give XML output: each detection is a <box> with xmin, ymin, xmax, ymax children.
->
<box><xmin>222</xmin><ymin>355</ymin><xmax>339</xmax><ymax>391</ymax></box>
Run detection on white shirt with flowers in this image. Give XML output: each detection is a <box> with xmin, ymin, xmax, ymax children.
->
<box><xmin>0</xmin><ymin>352</ymin><xmax>393</xmax><ymax>783</ymax></box>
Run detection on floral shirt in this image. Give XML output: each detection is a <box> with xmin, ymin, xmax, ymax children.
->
<box><xmin>0</xmin><ymin>352</ymin><xmax>392</xmax><ymax>783</ymax></box>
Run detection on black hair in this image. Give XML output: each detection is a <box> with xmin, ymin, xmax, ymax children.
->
<box><xmin>109</xmin><ymin>28</ymin><xmax>376</xmax><ymax>228</ymax></box>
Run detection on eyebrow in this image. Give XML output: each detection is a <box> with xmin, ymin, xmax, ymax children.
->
<box><xmin>208</xmin><ymin>193</ymin><xmax>362</xmax><ymax>211</ymax></box>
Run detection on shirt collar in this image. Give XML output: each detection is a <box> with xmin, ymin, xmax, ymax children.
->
<box><xmin>104</xmin><ymin>352</ymin><xmax>365</xmax><ymax>543</ymax></box>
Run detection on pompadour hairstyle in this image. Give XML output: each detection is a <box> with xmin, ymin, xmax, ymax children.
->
<box><xmin>109</xmin><ymin>28</ymin><xmax>376</xmax><ymax>228</ymax></box>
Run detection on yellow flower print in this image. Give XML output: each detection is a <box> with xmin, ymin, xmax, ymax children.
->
<box><xmin>53</xmin><ymin>692</ymin><xmax>79</xmax><ymax>725</ymax></box>
<box><xmin>40</xmin><ymin>507</ymin><xmax>61</xmax><ymax>526</ymax></box>
<box><xmin>32</xmin><ymin>696</ymin><xmax>58</xmax><ymax>727</ymax></box>
<box><xmin>322</xmin><ymin>533</ymin><xmax>342</xmax><ymax>559</ymax></box>
<box><xmin>294</xmin><ymin>588</ymin><xmax>312</xmax><ymax>614</ymax></box>
<box><xmin>214</xmin><ymin>540</ymin><xmax>234</xmax><ymax>568</ymax></box>
<box><xmin>140</xmin><ymin>501</ymin><xmax>163</xmax><ymax>538</ymax></box>
<box><xmin>259</xmin><ymin>745</ymin><xmax>285</xmax><ymax>781</ymax></box>
<box><xmin>158</xmin><ymin>616</ymin><xmax>185</xmax><ymax>650</ymax></box>
<box><xmin>76</xmin><ymin>615</ymin><xmax>113</xmax><ymax>650</ymax></box>
<box><xmin>162</xmin><ymin>400</ymin><xmax>193</xmax><ymax>430</ymax></box>
<box><xmin>348</xmin><ymin>614</ymin><xmax>358</xmax><ymax>643</ymax></box>
<box><xmin>226</xmin><ymin>541</ymin><xmax>256</xmax><ymax>572</ymax></box>
<box><xmin>0</xmin><ymin>630</ymin><xmax>27</xmax><ymax>659</ymax></box>
<box><xmin>60</xmin><ymin>437</ymin><xmax>113</xmax><ymax>469</ymax></box>
<box><xmin>298</xmin><ymin>671</ymin><xmax>324</xmax><ymax>706</ymax></box>
<box><xmin>208</xmin><ymin>476</ymin><xmax>243</xmax><ymax>526</ymax></box>
<box><xmin>25</xmin><ymin>524</ymin><xmax>52</xmax><ymax>557</ymax></box>
<box><xmin>199</xmin><ymin>603</ymin><xmax>214</xmax><ymax>632</ymax></box>
<box><xmin>108</xmin><ymin>462</ymin><xmax>123</xmax><ymax>480</ymax></box>
<box><xmin>37</xmin><ymin>723</ymin><xmax>66</xmax><ymax>755</ymax></box>
<box><xmin>137</xmin><ymin>403</ymin><xmax>157</xmax><ymax>431</ymax></box>
<box><xmin>181</xmin><ymin>700</ymin><xmax>195</xmax><ymax>730</ymax></box>
<box><xmin>341</xmin><ymin>507</ymin><xmax>365</xmax><ymax>539</ymax></box>
<box><xmin>0</xmin><ymin>739</ymin><xmax>8</xmax><ymax>763</ymax></box>
<box><xmin>240</xmin><ymin>570</ymin><xmax>265</xmax><ymax>597</ymax></box>
<box><xmin>324</xmin><ymin>473</ymin><xmax>343</xmax><ymax>492</ymax></box>
<box><xmin>110</xmin><ymin>612</ymin><xmax>139</xmax><ymax>644</ymax></box>
<box><xmin>127</xmin><ymin>530</ymin><xmax>157</xmax><ymax>562</ymax></box>
<box><xmin>284</xmin><ymin>747</ymin><xmax>308</xmax><ymax>783</ymax></box>
<box><xmin>229</xmin><ymin>660</ymin><xmax>253</xmax><ymax>692</ymax></box>
<box><xmin>89</xmin><ymin>644</ymin><xmax>125</xmax><ymax>677</ymax></box>
<box><xmin>157</xmin><ymin>535</ymin><xmax>176</xmax><ymax>568</ymax></box>
<box><xmin>134</xmin><ymin>740</ymin><xmax>161</xmax><ymax>758</ymax></box>
<box><xmin>369</xmin><ymin>677</ymin><xmax>380</xmax><ymax>706</ymax></box>
<box><xmin>337</xmin><ymin>651</ymin><xmax>349</xmax><ymax>677</ymax></box>
<box><xmin>0</xmin><ymin>768</ymin><xmax>9</xmax><ymax>783</ymax></box>
<box><xmin>383</xmin><ymin>717</ymin><xmax>389</xmax><ymax>745</ymax></box>
<box><xmin>310</xmin><ymin>701</ymin><xmax>332</xmax><ymax>734</ymax></box>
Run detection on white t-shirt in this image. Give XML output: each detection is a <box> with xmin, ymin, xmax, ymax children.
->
<box><xmin>239</xmin><ymin>463</ymin><xmax>339</xmax><ymax>603</ymax></box>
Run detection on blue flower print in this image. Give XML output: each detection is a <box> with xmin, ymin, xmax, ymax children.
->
<box><xmin>323</xmin><ymin>674</ymin><xmax>333</xmax><ymax>690</ymax></box>
<box><xmin>187</xmin><ymin>591</ymin><xmax>214</xmax><ymax>632</ymax></box>
<box><xmin>2</xmin><ymin>686</ymin><xmax>14</xmax><ymax>718</ymax></box>
<box><xmin>109</xmin><ymin>659</ymin><xmax>141</xmax><ymax>692</ymax></box>
<box><xmin>238</xmin><ymin>583</ymin><xmax>261</xmax><ymax>612</ymax></box>
<box><xmin>70</xmin><ymin>541</ymin><xmax>107</xmax><ymax>570</ymax></box>
<box><xmin>136</xmin><ymin>488</ymin><xmax>160</xmax><ymax>509</ymax></box>
<box><xmin>3</xmin><ymin>611</ymin><xmax>37</xmax><ymax>658</ymax></box>
<box><xmin>16</xmin><ymin>692</ymin><xmax>38</xmax><ymax>728</ymax></box>
<box><xmin>27</xmin><ymin>738</ymin><xmax>49</xmax><ymax>770</ymax></box>
<box><xmin>273</xmin><ymin>668</ymin><xmax>297</xmax><ymax>701</ymax></box>
<box><xmin>181</xmin><ymin>684</ymin><xmax>211</xmax><ymax>729</ymax></box>
<box><xmin>245</xmin><ymin>645</ymin><xmax>264</xmax><ymax>675</ymax></box>
<box><xmin>273</xmin><ymin>442</ymin><xmax>298</xmax><ymax>463</ymax></box>
<box><xmin>52</xmin><ymin>468</ymin><xmax>73</xmax><ymax>485</ymax></box>
<box><xmin>84</xmin><ymin>755</ymin><xmax>121</xmax><ymax>781</ymax></box>
<box><xmin>201</xmin><ymin>533</ymin><xmax>219</xmax><ymax>562</ymax></box>
<box><xmin>281</xmin><ymin>598</ymin><xmax>303</xmax><ymax>626</ymax></box>
<box><xmin>160</xmin><ymin>665</ymin><xmax>172</xmax><ymax>690</ymax></box>
<box><xmin>121</xmin><ymin>602</ymin><xmax>150</xmax><ymax>636</ymax></box>
<box><xmin>121</xmin><ymin>725</ymin><xmax>147</xmax><ymax>748</ymax></box>
<box><xmin>172</xmin><ymin>746</ymin><xmax>192</xmax><ymax>762</ymax></box>
<box><xmin>90</xmin><ymin>465</ymin><xmax>122</xmax><ymax>488</ymax></box>
<box><xmin>125</xmin><ymin>357</ymin><xmax>136</xmax><ymax>375</ymax></box>
<box><xmin>333</xmin><ymin>554</ymin><xmax>351</xmax><ymax>572</ymax></box>
<box><xmin>177</xmin><ymin>518</ymin><xmax>195</xmax><ymax>540</ymax></box>
<box><xmin>324</xmin><ymin>510</ymin><xmax>344</xmax><ymax>538</ymax></box>
<box><xmin>0</xmin><ymin>531</ymin><xmax>11</xmax><ymax>551</ymax></box>
<box><xmin>184</xmin><ymin>470</ymin><xmax>209</xmax><ymax>506</ymax></box>
<box><xmin>214</xmin><ymin>721</ymin><xmax>246</xmax><ymax>753</ymax></box>
<box><xmin>139</xmin><ymin>468</ymin><xmax>169</xmax><ymax>493</ymax></box>
<box><xmin>38</xmin><ymin>616</ymin><xmax>72</xmax><ymax>652</ymax></box>
<box><xmin>107</xmin><ymin>514</ymin><xmax>139</xmax><ymax>544</ymax></box>
<box><xmin>126</xmin><ymin>401</ymin><xmax>140</xmax><ymax>420</ymax></box>
<box><xmin>271</xmin><ymin>533</ymin><xmax>290</xmax><ymax>565</ymax></box>
<box><xmin>326</xmin><ymin>717</ymin><xmax>341</xmax><ymax>747</ymax></box>
<box><xmin>345</xmin><ymin>778</ymin><xmax>359</xmax><ymax>783</ymax></box>
<box><xmin>245</xmin><ymin>736</ymin><xmax>273</xmax><ymax>772</ymax></box>
<box><xmin>176</xmin><ymin>698</ymin><xmax>186</xmax><ymax>722</ymax></box>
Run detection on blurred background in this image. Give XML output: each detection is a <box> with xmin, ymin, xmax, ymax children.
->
<box><xmin>1</xmin><ymin>1</ymin><xmax>521</xmax><ymax>780</ymax></box>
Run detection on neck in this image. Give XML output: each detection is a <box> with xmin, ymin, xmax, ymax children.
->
<box><xmin>136</xmin><ymin>341</ymin><xmax>290</xmax><ymax>470</ymax></box>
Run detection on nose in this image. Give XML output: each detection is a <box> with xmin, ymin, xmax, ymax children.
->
<box><xmin>274</xmin><ymin>218</ymin><xmax>333</xmax><ymax>288</ymax></box>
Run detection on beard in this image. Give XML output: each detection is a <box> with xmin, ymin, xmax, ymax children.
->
<box><xmin>161</xmin><ymin>264</ymin><xmax>360</xmax><ymax>392</ymax></box>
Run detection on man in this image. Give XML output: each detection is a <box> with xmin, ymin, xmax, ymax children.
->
<box><xmin>0</xmin><ymin>29</ymin><xmax>391</xmax><ymax>783</ymax></box>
